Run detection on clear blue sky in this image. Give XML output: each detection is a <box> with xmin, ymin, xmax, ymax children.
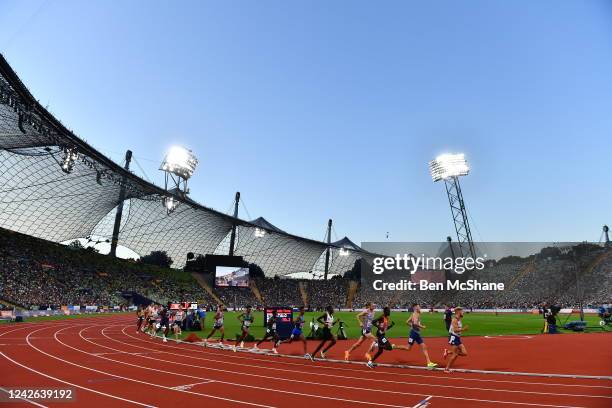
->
<box><xmin>1</xmin><ymin>0</ymin><xmax>611</xmax><ymax>244</ymax></box>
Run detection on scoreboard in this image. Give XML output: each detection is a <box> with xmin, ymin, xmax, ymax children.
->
<box><xmin>168</xmin><ymin>302</ymin><xmax>198</xmax><ymax>310</ymax></box>
<box><xmin>263</xmin><ymin>307</ymin><xmax>293</xmax><ymax>339</ymax></box>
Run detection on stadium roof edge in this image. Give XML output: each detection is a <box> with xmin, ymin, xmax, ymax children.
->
<box><xmin>0</xmin><ymin>53</ymin><xmax>370</xmax><ymax>255</ymax></box>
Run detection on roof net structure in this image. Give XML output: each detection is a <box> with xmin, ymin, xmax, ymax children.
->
<box><xmin>0</xmin><ymin>54</ymin><xmax>374</xmax><ymax>276</ymax></box>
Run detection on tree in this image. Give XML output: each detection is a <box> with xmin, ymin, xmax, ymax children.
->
<box><xmin>246</xmin><ymin>262</ymin><xmax>265</xmax><ymax>278</ymax></box>
<box><xmin>184</xmin><ymin>254</ymin><xmax>206</xmax><ymax>272</ymax></box>
<box><xmin>68</xmin><ymin>240</ymin><xmax>85</xmax><ymax>250</ymax></box>
<box><xmin>140</xmin><ymin>251</ymin><xmax>173</xmax><ymax>268</ymax></box>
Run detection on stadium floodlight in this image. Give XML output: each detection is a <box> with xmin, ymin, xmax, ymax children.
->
<box><xmin>160</xmin><ymin>146</ymin><xmax>198</xmax><ymax>180</ymax></box>
<box><xmin>429</xmin><ymin>153</ymin><xmax>469</xmax><ymax>182</ymax></box>
<box><xmin>60</xmin><ymin>147</ymin><xmax>78</xmax><ymax>174</ymax></box>
<box><xmin>160</xmin><ymin>146</ymin><xmax>198</xmax><ymax>215</ymax></box>
<box><xmin>163</xmin><ymin>196</ymin><xmax>179</xmax><ymax>214</ymax></box>
<box><xmin>428</xmin><ymin>152</ymin><xmax>476</xmax><ymax>260</ymax></box>
<box><xmin>254</xmin><ymin>227</ymin><xmax>266</xmax><ymax>238</ymax></box>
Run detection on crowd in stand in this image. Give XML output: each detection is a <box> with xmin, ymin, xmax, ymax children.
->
<box><xmin>0</xmin><ymin>228</ymin><xmax>215</xmax><ymax>310</ymax></box>
<box><xmin>215</xmin><ymin>286</ymin><xmax>260</xmax><ymax>310</ymax></box>
<box><xmin>306</xmin><ymin>278</ymin><xmax>348</xmax><ymax>310</ymax></box>
<box><xmin>1</xmin><ymin>227</ymin><xmax>610</xmax><ymax>311</ymax></box>
<box><xmin>254</xmin><ymin>277</ymin><xmax>301</xmax><ymax>307</ymax></box>
<box><xmin>449</xmin><ymin>254</ymin><xmax>612</xmax><ymax>309</ymax></box>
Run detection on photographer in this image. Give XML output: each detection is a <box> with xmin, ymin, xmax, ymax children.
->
<box><xmin>540</xmin><ymin>302</ymin><xmax>550</xmax><ymax>333</ymax></box>
<box><xmin>547</xmin><ymin>305</ymin><xmax>560</xmax><ymax>334</ymax></box>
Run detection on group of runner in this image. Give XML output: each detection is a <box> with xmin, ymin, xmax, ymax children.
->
<box><xmin>138</xmin><ymin>301</ymin><xmax>468</xmax><ymax>372</ymax></box>
<box><xmin>137</xmin><ymin>303</ymin><xmax>184</xmax><ymax>343</ymax></box>
<box><xmin>344</xmin><ymin>302</ymin><xmax>467</xmax><ymax>372</ymax></box>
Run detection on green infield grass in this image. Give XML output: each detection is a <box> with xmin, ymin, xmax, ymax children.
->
<box><xmin>0</xmin><ymin>312</ymin><xmax>126</xmax><ymax>324</ymax></box>
<box><xmin>3</xmin><ymin>311</ymin><xmax>606</xmax><ymax>339</ymax></box>
<box><xmin>180</xmin><ymin>311</ymin><xmax>606</xmax><ymax>341</ymax></box>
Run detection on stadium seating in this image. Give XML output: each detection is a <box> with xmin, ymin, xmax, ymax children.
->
<box><xmin>1</xmin><ymin>227</ymin><xmax>610</xmax><ymax>311</ymax></box>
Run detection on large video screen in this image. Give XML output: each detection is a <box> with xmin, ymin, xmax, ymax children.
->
<box><xmin>215</xmin><ymin>266</ymin><xmax>250</xmax><ymax>287</ymax></box>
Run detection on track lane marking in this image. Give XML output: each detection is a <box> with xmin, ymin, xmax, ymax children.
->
<box><xmin>39</xmin><ymin>325</ymin><xmax>275</xmax><ymax>408</ymax></box>
<box><xmin>120</xmin><ymin>325</ymin><xmax>612</xmax><ymax>390</ymax></box>
<box><xmin>0</xmin><ymin>350</ymin><xmax>155</xmax><ymax>407</ymax></box>
<box><xmin>170</xmin><ymin>380</ymin><xmax>215</xmax><ymax>390</ymax></box>
<box><xmin>411</xmin><ymin>395</ymin><xmax>432</xmax><ymax>408</ymax></box>
<box><xmin>80</xmin><ymin>325</ymin><xmax>416</xmax><ymax>408</ymax></box>
<box><xmin>0</xmin><ymin>386</ymin><xmax>48</xmax><ymax>407</ymax></box>
<box><xmin>93</xmin><ymin>325</ymin><xmax>601</xmax><ymax>407</ymax></box>
<box><xmin>112</xmin><ymin>326</ymin><xmax>612</xmax><ymax>400</ymax></box>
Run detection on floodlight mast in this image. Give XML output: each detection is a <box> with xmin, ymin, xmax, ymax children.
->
<box><xmin>429</xmin><ymin>154</ymin><xmax>476</xmax><ymax>260</ymax></box>
<box><xmin>109</xmin><ymin>150</ymin><xmax>132</xmax><ymax>257</ymax></box>
<box><xmin>159</xmin><ymin>146</ymin><xmax>198</xmax><ymax>215</ymax></box>
<box><xmin>229</xmin><ymin>192</ymin><xmax>240</xmax><ymax>256</ymax></box>
<box><xmin>323</xmin><ymin>219</ymin><xmax>332</xmax><ymax>280</ymax></box>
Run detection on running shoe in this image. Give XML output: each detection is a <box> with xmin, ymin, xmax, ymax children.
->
<box><xmin>366</xmin><ymin>361</ymin><xmax>375</xmax><ymax>369</ymax></box>
<box><xmin>344</xmin><ymin>351</ymin><xmax>350</xmax><ymax>361</ymax></box>
<box><xmin>427</xmin><ymin>362</ymin><xmax>438</xmax><ymax>369</ymax></box>
<box><xmin>232</xmin><ymin>346</ymin><xmax>237</xmax><ymax>352</ymax></box>
<box><xmin>320</xmin><ymin>351</ymin><xmax>326</xmax><ymax>359</ymax></box>
<box><xmin>272</xmin><ymin>348</ymin><xmax>278</xmax><ymax>354</ymax></box>
<box><xmin>239</xmin><ymin>341</ymin><xmax>244</xmax><ymax>348</ymax></box>
<box><xmin>304</xmin><ymin>353</ymin><xmax>311</xmax><ymax>359</ymax></box>
<box><xmin>163</xmin><ymin>337</ymin><xmax>167</xmax><ymax>343</ymax></box>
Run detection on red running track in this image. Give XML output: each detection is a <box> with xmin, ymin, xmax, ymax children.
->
<box><xmin>0</xmin><ymin>315</ymin><xmax>610</xmax><ymax>408</ymax></box>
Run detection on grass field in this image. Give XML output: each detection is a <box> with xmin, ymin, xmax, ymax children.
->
<box><xmin>4</xmin><ymin>311</ymin><xmax>606</xmax><ymax>339</ymax></box>
<box><xmin>0</xmin><ymin>312</ymin><xmax>124</xmax><ymax>324</ymax></box>
<box><xmin>184</xmin><ymin>311</ymin><xmax>606</xmax><ymax>340</ymax></box>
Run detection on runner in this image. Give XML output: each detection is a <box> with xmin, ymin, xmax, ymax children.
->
<box><xmin>253</xmin><ymin>309</ymin><xmax>281</xmax><ymax>354</ymax></box>
<box><xmin>205</xmin><ymin>304</ymin><xmax>225</xmax><ymax>344</ymax></box>
<box><xmin>234</xmin><ymin>305</ymin><xmax>254</xmax><ymax>351</ymax></box>
<box><xmin>311</xmin><ymin>306</ymin><xmax>338</xmax><ymax>360</ymax></box>
<box><xmin>393</xmin><ymin>303</ymin><xmax>438</xmax><ymax>368</ymax></box>
<box><xmin>366</xmin><ymin>306</ymin><xmax>394</xmax><ymax>368</ymax></box>
<box><xmin>147</xmin><ymin>304</ymin><xmax>159</xmax><ymax>336</ymax></box>
<box><xmin>443</xmin><ymin>306</ymin><xmax>469</xmax><ymax>373</ymax></box>
<box><xmin>344</xmin><ymin>302</ymin><xmax>376</xmax><ymax>360</ymax></box>
<box><xmin>172</xmin><ymin>306</ymin><xmax>184</xmax><ymax>340</ymax></box>
<box><xmin>278</xmin><ymin>306</ymin><xmax>309</xmax><ymax>358</ymax></box>
<box><xmin>156</xmin><ymin>306</ymin><xmax>170</xmax><ymax>342</ymax></box>
<box><xmin>136</xmin><ymin>305</ymin><xmax>145</xmax><ymax>333</ymax></box>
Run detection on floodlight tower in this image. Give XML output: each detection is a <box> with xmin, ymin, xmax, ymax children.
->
<box><xmin>159</xmin><ymin>146</ymin><xmax>198</xmax><ymax>214</ymax></box>
<box><xmin>229</xmin><ymin>191</ymin><xmax>240</xmax><ymax>256</ymax></box>
<box><xmin>429</xmin><ymin>153</ymin><xmax>476</xmax><ymax>259</ymax></box>
<box><xmin>109</xmin><ymin>150</ymin><xmax>132</xmax><ymax>257</ymax></box>
<box><xmin>323</xmin><ymin>219</ymin><xmax>332</xmax><ymax>280</ymax></box>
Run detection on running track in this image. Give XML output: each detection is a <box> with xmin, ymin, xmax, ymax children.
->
<box><xmin>0</xmin><ymin>315</ymin><xmax>610</xmax><ymax>407</ymax></box>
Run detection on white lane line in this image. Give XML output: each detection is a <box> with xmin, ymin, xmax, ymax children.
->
<box><xmin>0</xmin><ymin>351</ymin><xmax>155</xmax><ymax>408</ymax></box>
<box><xmin>49</xmin><ymin>326</ymin><xmax>274</xmax><ymax>408</ymax></box>
<box><xmin>170</xmin><ymin>380</ymin><xmax>214</xmax><ymax>390</ymax></box>
<box><xmin>101</xmin><ymin>326</ymin><xmax>597</xmax><ymax>408</ymax></box>
<box><xmin>484</xmin><ymin>336</ymin><xmax>534</xmax><ymax>339</ymax></box>
<box><xmin>120</xmin><ymin>326</ymin><xmax>612</xmax><ymax>390</ymax></box>
<box><xmin>0</xmin><ymin>386</ymin><xmax>48</xmax><ymax>407</ymax></box>
<box><xmin>84</xmin><ymin>326</ymin><xmax>411</xmax><ymax>408</ymax></box>
<box><xmin>114</xmin><ymin>327</ymin><xmax>612</xmax><ymax>400</ymax></box>
<box><xmin>411</xmin><ymin>395</ymin><xmax>432</xmax><ymax>408</ymax></box>
<box><xmin>91</xmin><ymin>351</ymin><xmax>163</xmax><ymax>357</ymax></box>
